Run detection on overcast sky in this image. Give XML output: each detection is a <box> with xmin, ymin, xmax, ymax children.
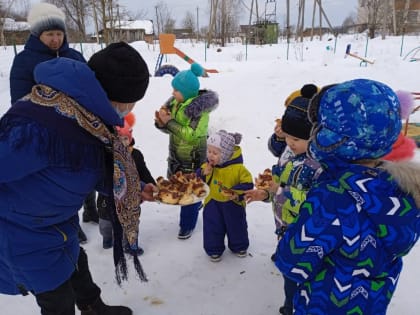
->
<box><xmin>118</xmin><ymin>0</ymin><xmax>358</xmax><ymax>28</ymax></box>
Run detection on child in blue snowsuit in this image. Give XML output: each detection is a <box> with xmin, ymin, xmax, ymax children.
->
<box><xmin>246</xmin><ymin>91</ymin><xmax>322</xmax><ymax>315</ymax></box>
<box><xmin>198</xmin><ymin>130</ymin><xmax>254</xmax><ymax>262</ymax></box>
<box><xmin>276</xmin><ymin>79</ymin><xmax>420</xmax><ymax>315</ymax></box>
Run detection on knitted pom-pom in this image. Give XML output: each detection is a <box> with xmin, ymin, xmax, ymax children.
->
<box><xmin>396</xmin><ymin>90</ymin><xmax>415</xmax><ymax>120</ymax></box>
<box><xmin>300</xmin><ymin>84</ymin><xmax>318</xmax><ymax>99</ymax></box>
<box><xmin>124</xmin><ymin>112</ymin><xmax>136</xmax><ymax>128</ymax></box>
<box><xmin>230</xmin><ymin>132</ymin><xmax>242</xmax><ymax>145</ymax></box>
<box><xmin>383</xmin><ymin>133</ymin><xmax>416</xmax><ymax>161</ymax></box>
<box><xmin>191</xmin><ymin>63</ymin><xmax>204</xmax><ymax>77</ymax></box>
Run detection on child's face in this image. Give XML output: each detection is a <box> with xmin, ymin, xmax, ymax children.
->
<box><xmin>119</xmin><ymin>135</ymin><xmax>131</xmax><ymax>147</ymax></box>
<box><xmin>207</xmin><ymin>145</ymin><xmax>222</xmax><ymax>166</ymax></box>
<box><xmin>172</xmin><ymin>89</ymin><xmax>184</xmax><ymax>103</ymax></box>
<box><xmin>284</xmin><ymin>134</ymin><xmax>309</xmax><ymax>155</ymax></box>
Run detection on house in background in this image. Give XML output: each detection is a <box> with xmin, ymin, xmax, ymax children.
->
<box><xmin>1</xmin><ymin>18</ymin><xmax>30</xmax><ymax>45</ymax></box>
<box><xmin>102</xmin><ymin>19</ymin><xmax>154</xmax><ymax>43</ymax></box>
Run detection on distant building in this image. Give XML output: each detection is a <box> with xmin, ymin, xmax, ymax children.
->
<box><xmin>172</xmin><ymin>28</ymin><xmax>193</xmax><ymax>39</ymax></box>
<box><xmin>1</xmin><ymin>18</ymin><xmax>30</xmax><ymax>45</ymax></box>
<box><xmin>239</xmin><ymin>21</ymin><xmax>279</xmax><ymax>45</ymax></box>
<box><xmin>357</xmin><ymin>0</ymin><xmax>420</xmax><ymax>33</ymax></box>
<box><xmin>102</xmin><ymin>19</ymin><xmax>154</xmax><ymax>43</ymax></box>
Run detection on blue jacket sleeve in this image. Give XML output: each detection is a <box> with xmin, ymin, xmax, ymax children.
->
<box><xmin>10</xmin><ymin>55</ymin><xmax>36</xmax><ymax>104</ymax></box>
<box><xmin>268</xmin><ymin>134</ymin><xmax>287</xmax><ymax>157</ymax></box>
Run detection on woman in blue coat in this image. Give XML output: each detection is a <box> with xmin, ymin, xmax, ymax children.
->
<box><xmin>9</xmin><ymin>2</ymin><xmax>86</xmax><ymax>105</ymax></box>
<box><xmin>8</xmin><ymin>2</ymin><xmax>99</xmax><ymax>237</ymax></box>
<box><xmin>0</xmin><ymin>42</ymin><xmax>152</xmax><ymax>314</ymax></box>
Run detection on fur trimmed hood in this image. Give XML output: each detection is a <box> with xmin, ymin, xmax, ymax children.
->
<box><xmin>381</xmin><ymin>160</ymin><xmax>420</xmax><ymax>207</ymax></box>
<box><xmin>184</xmin><ymin>89</ymin><xmax>219</xmax><ymax>120</ymax></box>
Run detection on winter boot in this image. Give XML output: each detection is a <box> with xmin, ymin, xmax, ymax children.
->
<box><xmin>82</xmin><ymin>192</ymin><xmax>99</xmax><ymax>224</ymax></box>
<box><xmin>80</xmin><ymin>297</ymin><xmax>132</xmax><ymax>315</ymax></box>
<box><xmin>78</xmin><ymin>227</ymin><xmax>88</xmax><ymax>244</ymax></box>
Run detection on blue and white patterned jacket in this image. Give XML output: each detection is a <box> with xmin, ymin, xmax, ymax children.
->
<box><xmin>276</xmin><ymin>159</ymin><xmax>420</xmax><ymax>315</ymax></box>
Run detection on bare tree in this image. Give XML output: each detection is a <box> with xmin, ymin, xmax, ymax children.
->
<box><xmin>182</xmin><ymin>10</ymin><xmax>195</xmax><ymax>33</ymax></box>
<box><xmin>47</xmin><ymin>0</ymin><xmax>90</xmax><ymax>42</ymax></box>
<box><xmin>395</xmin><ymin>0</ymin><xmax>412</xmax><ymax>35</ymax></box>
<box><xmin>207</xmin><ymin>0</ymin><xmax>240</xmax><ymax>47</ymax></box>
<box><xmin>155</xmin><ymin>1</ymin><xmax>175</xmax><ymax>35</ymax></box>
<box><xmin>359</xmin><ymin>0</ymin><xmax>387</xmax><ymax>38</ymax></box>
<box><xmin>207</xmin><ymin>0</ymin><xmax>218</xmax><ymax>47</ymax></box>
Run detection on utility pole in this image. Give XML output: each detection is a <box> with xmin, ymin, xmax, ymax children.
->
<box><xmin>155</xmin><ymin>5</ymin><xmax>160</xmax><ymax>36</ymax></box>
<box><xmin>196</xmin><ymin>6</ymin><xmax>199</xmax><ymax>42</ymax></box>
<box><xmin>311</xmin><ymin>0</ymin><xmax>316</xmax><ymax>40</ymax></box>
<box><xmin>319</xmin><ymin>0</ymin><xmax>322</xmax><ymax>40</ymax></box>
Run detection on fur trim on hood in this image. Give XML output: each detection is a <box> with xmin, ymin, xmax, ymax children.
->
<box><xmin>381</xmin><ymin>160</ymin><xmax>420</xmax><ymax>207</ymax></box>
<box><xmin>184</xmin><ymin>89</ymin><xmax>219</xmax><ymax>120</ymax></box>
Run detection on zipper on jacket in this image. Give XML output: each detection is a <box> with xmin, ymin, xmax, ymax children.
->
<box><xmin>53</xmin><ymin>225</ymin><xmax>68</xmax><ymax>242</ymax></box>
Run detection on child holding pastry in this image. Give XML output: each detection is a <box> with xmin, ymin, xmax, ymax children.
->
<box><xmin>245</xmin><ymin>91</ymin><xmax>322</xmax><ymax>315</ymax></box>
<box><xmin>197</xmin><ymin>130</ymin><xmax>254</xmax><ymax>262</ymax></box>
<box><xmin>154</xmin><ymin>63</ymin><xmax>218</xmax><ymax>240</ymax></box>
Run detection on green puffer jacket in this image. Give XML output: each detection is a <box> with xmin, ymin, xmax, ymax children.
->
<box><xmin>157</xmin><ymin>89</ymin><xmax>218</xmax><ymax>176</ymax></box>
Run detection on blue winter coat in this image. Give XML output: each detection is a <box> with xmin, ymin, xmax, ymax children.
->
<box><xmin>275</xmin><ymin>159</ymin><xmax>420</xmax><ymax>315</ymax></box>
<box><xmin>9</xmin><ymin>34</ymin><xmax>85</xmax><ymax>104</ymax></box>
<box><xmin>0</xmin><ymin>57</ymin><xmax>122</xmax><ymax>295</ymax></box>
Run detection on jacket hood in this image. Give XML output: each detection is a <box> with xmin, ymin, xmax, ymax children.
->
<box><xmin>217</xmin><ymin>146</ymin><xmax>243</xmax><ymax>167</ymax></box>
<box><xmin>33</xmin><ymin>57</ymin><xmax>122</xmax><ymax>126</ymax></box>
<box><xmin>380</xmin><ymin>160</ymin><xmax>420</xmax><ymax>208</ymax></box>
<box><xmin>184</xmin><ymin>89</ymin><xmax>219</xmax><ymax>120</ymax></box>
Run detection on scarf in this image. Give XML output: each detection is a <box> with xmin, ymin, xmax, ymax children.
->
<box><xmin>31</xmin><ymin>84</ymin><xmax>147</xmax><ymax>283</ymax></box>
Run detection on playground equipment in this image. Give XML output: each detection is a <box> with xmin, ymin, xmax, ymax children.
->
<box><xmin>403</xmin><ymin>46</ymin><xmax>420</xmax><ymax>62</ymax></box>
<box><xmin>154</xmin><ymin>33</ymin><xmax>218</xmax><ymax>77</ymax></box>
<box><xmin>345</xmin><ymin>44</ymin><xmax>374</xmax><ymax>66</ymax></box>
<box><xmin>404</xmin><ymin>92</ymin><xmax>420</xmax><ymax>147</ymax></box>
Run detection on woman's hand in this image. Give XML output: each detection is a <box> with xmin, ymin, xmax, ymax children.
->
<box><xmin>141</xmin><ymin>183</ymin><xmax>158</xmax><ymax>202</ymax></box>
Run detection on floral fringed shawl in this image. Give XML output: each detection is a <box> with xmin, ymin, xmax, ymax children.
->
<box><xmin>31</xmin><ymin>84</ymin><xmax>147</xmax><ymax>283</ymax></box>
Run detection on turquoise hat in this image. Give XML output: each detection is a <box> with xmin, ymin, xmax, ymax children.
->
<box><xmin>171</xmin><ymin>63</ymin><xmax>204</xmax><ymax>100</ymax></box>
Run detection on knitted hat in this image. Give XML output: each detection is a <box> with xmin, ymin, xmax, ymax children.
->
<box><xmin>88</xmin><ymin>42</ymin><xmax>150</xmax><ymax>103</ymax></box>
<box><xmin>27</xmin><ymin>3</ymin><xmax>66</xmax><ymax>37</ymax></box>
<box><xmin>207</xmin><ymin>130</ymin><xmax>242</xmax><ymax>164</ymax></box>
<box><xmin>116</xmin><ymin>112</ymin><xmax>136</xmax><ymax>143</ymax></box>
<box><xmin>171</xmin><ymin>63</ymin><xmax>204</xmax><ymax>100</ymax></box>
<box><xmin>281</xmin><ymin>84</ymin><xmax>318</xmax><ymax>140</ymax></box>
<box><xmin>284</xmin><ymin>84</ymin><xmax>319</xmax><ymax>106</ymax></box>
<box><xmin>308</xmin><ymin>79</ymin><xmax>402</xmax><ymax>162</ymax></box>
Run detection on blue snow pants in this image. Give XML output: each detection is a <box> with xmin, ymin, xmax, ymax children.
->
<box><xmin>179</xmin><ymin>202</ymin><xmax>202</xmax><ymax>231</ymax></box>
<box><xmin>203</xmin><ymin>199</ymin><xmax>249</xmax><ymax>256</ymax></box>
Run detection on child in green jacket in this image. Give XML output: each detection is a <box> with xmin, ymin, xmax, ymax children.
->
<box><xmin>155</xmin><ymin>63</ymin><xmax>218</xmax><ymax>239</ymax></box>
